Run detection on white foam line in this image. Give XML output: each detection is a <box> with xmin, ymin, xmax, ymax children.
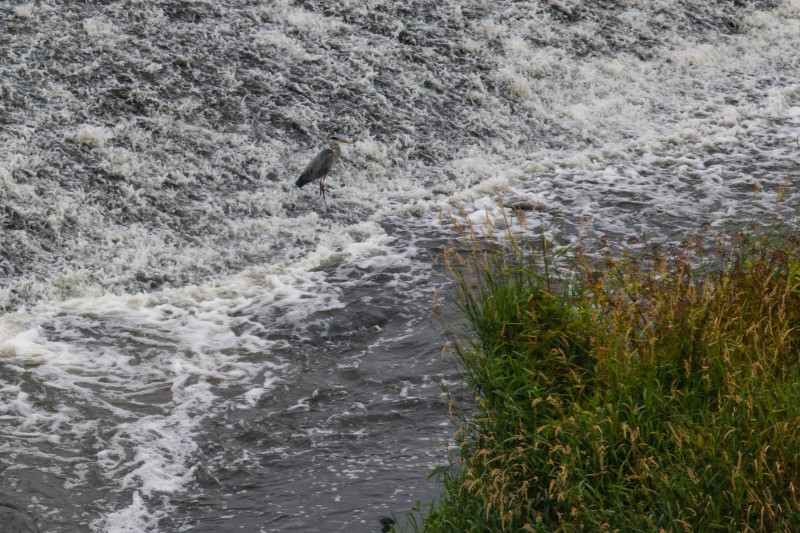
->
<box><xmin>0</xmin><ymin>220</ymin><xmax>407</xmax><ymax>529</ymax></box>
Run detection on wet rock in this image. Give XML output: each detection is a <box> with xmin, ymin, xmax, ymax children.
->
<box><xmin>509</xmin><ymin>201</ymin><xmax>536</xmax><ymax>212</ymax></box>
<box><xmin>379</xmin><ymin>517</ymin><xmax>395</xmax><ymax>532</ymax></box>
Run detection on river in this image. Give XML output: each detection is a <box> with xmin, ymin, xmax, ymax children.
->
<box><xmin>1</xmin><ymin>1</ymin><xmax>799</xmax><ymax>531</ymax></box>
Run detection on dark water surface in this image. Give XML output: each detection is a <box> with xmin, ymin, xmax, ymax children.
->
<box><xmin>164</xmin><ymin>229</ymin><xmax>463</xmax><ymax>533</ymax></box>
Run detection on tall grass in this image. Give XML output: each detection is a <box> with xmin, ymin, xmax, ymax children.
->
<box><xmin>417</xmin><ymin>207</ymin><xmax>800</xmax><ymax>532</ymax></box>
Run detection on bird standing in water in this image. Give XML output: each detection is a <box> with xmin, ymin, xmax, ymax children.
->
<box><xmin>295</xmin><ymin>135</ymin><xmax>354</xmax><ymax>199</ymax></box>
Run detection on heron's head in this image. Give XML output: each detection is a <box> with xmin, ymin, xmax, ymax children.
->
<box><xmin>328</xmin><ymin>135</ymin><xmax>355</xmax><ymax>145</ymax></box>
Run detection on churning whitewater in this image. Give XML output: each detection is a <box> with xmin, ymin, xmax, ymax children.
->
<box><xmin>1</xmin><ymin>1</ymin><xmax>799</xmax><ymax>531</ymax></box>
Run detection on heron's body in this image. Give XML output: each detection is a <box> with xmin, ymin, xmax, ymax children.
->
<box><xmin>295</xmin><ymin>136</ymin><xmax>353</xmax><ymax>199</ymax></box>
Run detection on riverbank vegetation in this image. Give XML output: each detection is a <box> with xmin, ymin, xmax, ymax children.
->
<box><xmin>414</xmin><ymin>207</ymin><xmax>800</xmax><ymax>532</ymax></box>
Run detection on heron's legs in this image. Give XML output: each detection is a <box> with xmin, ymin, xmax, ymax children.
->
<box><xmin>319</xmin><ymin>177</ymin><xmax>326</xmax><ymax>200</ymax></box>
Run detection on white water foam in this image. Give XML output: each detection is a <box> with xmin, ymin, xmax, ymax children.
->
<box><xmin>2</xmin><ymin>1</ymin><xmax>799</xmax><ymax>309</ymax></box>
<box><xmin>367</xmin><ymin>4</ymin><xmax>799</xmax><ymax>238</ymax></box>
<box><xmin>0</xmin><ymin>225</ymin><xmax>397</xmax><ymax>529</ymax></box>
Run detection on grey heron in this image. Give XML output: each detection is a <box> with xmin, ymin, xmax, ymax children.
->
<box><xmin>295</xmin><ymin>135</ymin><xmax>355</xmax><ymax>199</ymax></box>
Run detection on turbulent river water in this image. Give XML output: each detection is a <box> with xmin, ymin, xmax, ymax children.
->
<box><xmin>1</xmin><ymin>1</ymin><xmax>799</xmax><ymax>531</ymax></box>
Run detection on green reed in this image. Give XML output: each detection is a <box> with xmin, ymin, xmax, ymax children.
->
<box><xmin>409</xmin><ymin>205</ymin><xmax>800</xmax><ymax>532</ymax></box>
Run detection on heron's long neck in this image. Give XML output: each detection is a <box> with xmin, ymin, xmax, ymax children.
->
<box><xmin>328</xmin><ymin>140</ymin><xmax>341</xmax><ymax>160</ymax></box>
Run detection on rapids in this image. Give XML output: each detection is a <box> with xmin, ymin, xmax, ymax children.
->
<box><xmin>1</xmin><ymin>1</ymin><xmax>799</xmax><ymax>531</ymax></box>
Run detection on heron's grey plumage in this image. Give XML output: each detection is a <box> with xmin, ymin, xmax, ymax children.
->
<box><xmin>295</xmin><ymin>136</ymin><xmax>353</xmax><ymax>199</ymax></box>
<box><xmin>296</xmin><ymin>147</ymin><xmax>337</xmax><ymax>188</ymax></box>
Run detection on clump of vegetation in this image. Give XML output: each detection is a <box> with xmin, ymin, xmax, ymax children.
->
<box><xmin>417</xmin><ymin>206</ymin><xmax>800</xmax><ymax>532</ymax></box>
